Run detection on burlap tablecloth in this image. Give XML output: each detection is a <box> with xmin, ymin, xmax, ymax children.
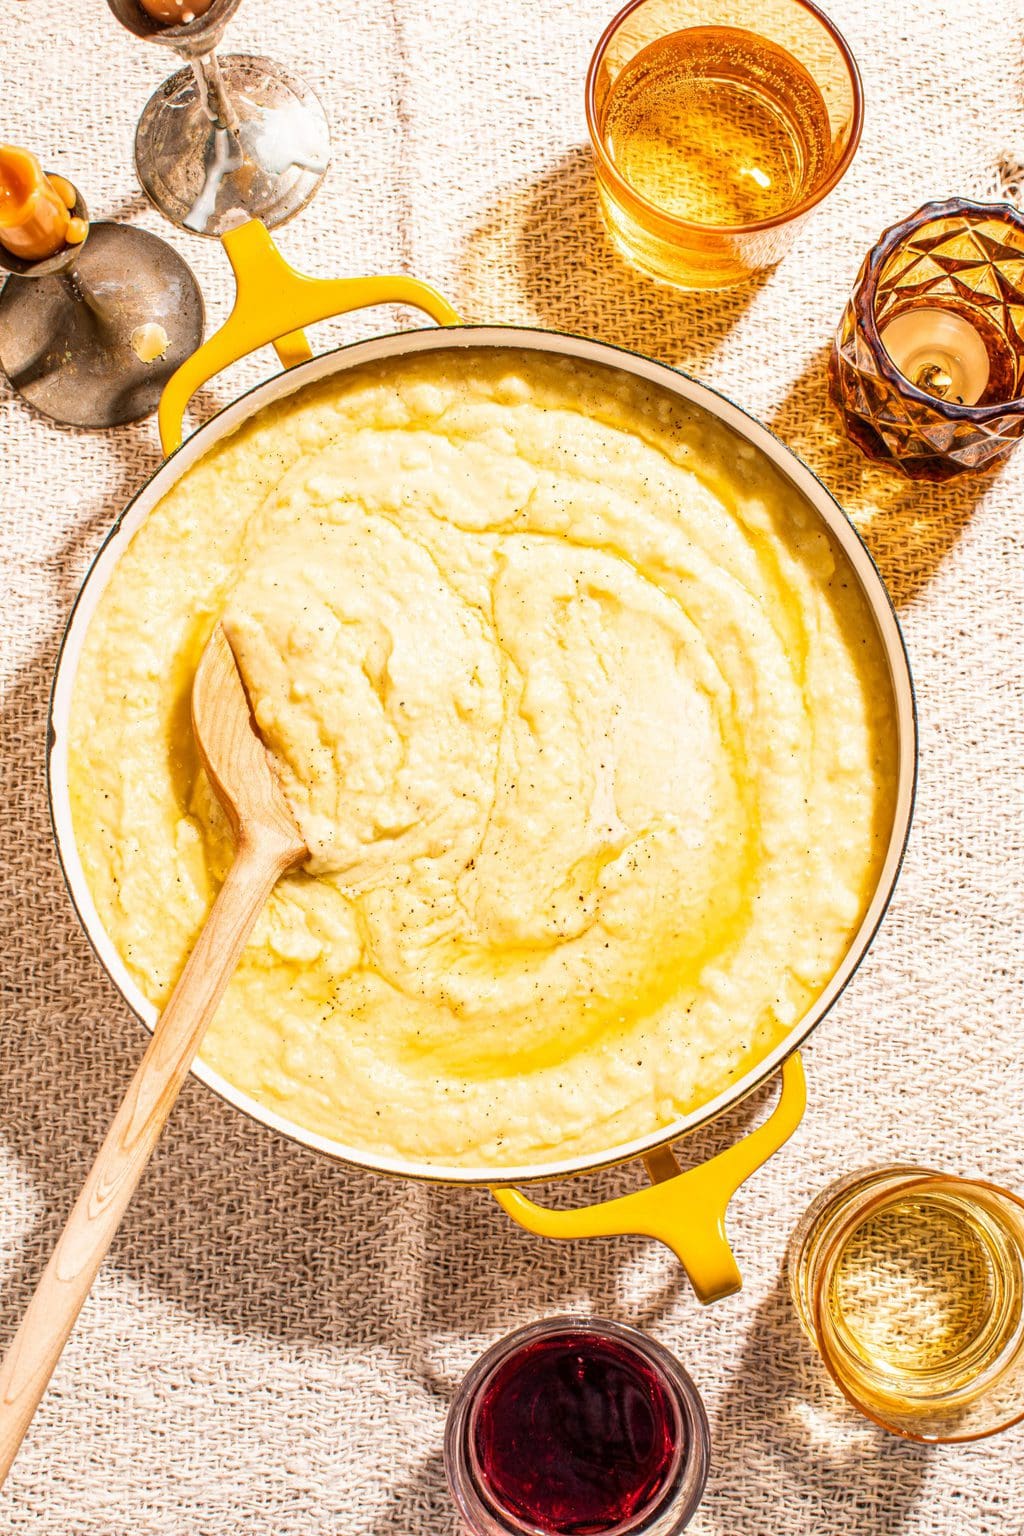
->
<box><xmin>3</xmin><ymin>0</ymin><xmax>1024</xmax><ymax>1529</ymax></box>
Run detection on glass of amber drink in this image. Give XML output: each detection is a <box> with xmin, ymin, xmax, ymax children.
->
<box><xmin>788</xmin><ymin>1166</ymin><xmax>1024</xmax><ymax>1442</ymax></box>
<box><xmin>586</xmin><ymin>0</ymin><xmax>863</xmax><ymax>289</ymax></box>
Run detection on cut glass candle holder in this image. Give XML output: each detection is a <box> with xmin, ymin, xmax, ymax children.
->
<box><xmin>828</xmin><ymin>198</ymin><xmax>1024</xmax><ymax>481</ymax></box>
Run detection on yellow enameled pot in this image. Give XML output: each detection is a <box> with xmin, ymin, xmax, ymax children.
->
<box><xmin>47</xmin><ymin>222</ymin><xmax>917</xmax><ymax>1304</ymax></box>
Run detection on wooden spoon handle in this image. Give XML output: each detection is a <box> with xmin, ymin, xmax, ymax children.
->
<box><xmin>0</xmin><ymin>835</ymin><xmax>290</xmax><ymax>1487</ymax></box>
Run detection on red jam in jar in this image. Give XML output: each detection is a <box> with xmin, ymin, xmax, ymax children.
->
<box><xmin>473</xmin><ymin>1331</ymin><xmax>679</xmax><ymax>1533</ymax></box>
<box><xmin>445</xmin><ymin>1318</ymin><xmax>709</xmax><ymax>1536</ymax></box>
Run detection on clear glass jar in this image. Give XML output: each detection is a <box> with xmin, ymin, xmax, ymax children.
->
<box><xmin>787</xmin><ymin>1165</ymin><xmax>1024</xmax><ymax>1441</ymax></box>
<box><xmin>444</xmin><ymin>1316</ymin><xmax>709</xmax><ymax>1536</ymax></box>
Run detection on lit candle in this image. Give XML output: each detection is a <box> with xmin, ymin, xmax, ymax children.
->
<box><xmin>0</xmin><ymin>146</ymin><xmax>88</xmax><ymax>261</ymax></box>
<box><xmin>136</xmin><ymin>0</ymin><xmax>215</xmax><ymax>23</ymax></box>
<box><xmin>879</xmin><ymin>307</ymin><xmax>991</xmax><ymax>407</ymax></box>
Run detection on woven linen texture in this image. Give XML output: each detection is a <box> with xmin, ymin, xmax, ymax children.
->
<box><xmin>2</xmin><ymin>0</ymin><xmax>1023</xmax><ymax>1530</ymax></box>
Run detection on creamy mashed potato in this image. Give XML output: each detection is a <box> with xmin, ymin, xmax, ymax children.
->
<box><xmin>68</xmin><ymin>349</ymin><xmax>897</xmax><ymax>1168</ymax></box>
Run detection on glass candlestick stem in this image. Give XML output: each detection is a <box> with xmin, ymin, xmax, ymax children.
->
<box><xmin>108</xmin><ymin>0</ymin><xmax>331</xmax><ymax>237</ymax></box>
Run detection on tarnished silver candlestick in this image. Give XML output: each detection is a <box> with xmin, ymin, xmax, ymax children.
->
<box><xmin>0</xmin><ymin>180</ymin><xmax>204</xmax><ymax>428</ymax></box>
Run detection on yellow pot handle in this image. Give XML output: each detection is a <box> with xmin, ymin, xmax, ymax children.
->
<box><xmin>492</xmin><ymin>1053</ymin><xmax>806</xmax><ymax>1304</ymax></box>
<box><xmin>158</xmin><ymin>219</ymin><xmax>462</xmax><ymax>456</ymax></box>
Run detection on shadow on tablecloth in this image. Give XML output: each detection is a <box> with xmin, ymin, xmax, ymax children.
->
<box><xmin>364</xmin><ymin>1272</ymin><xmax>933</xmax><ymax>1536</ymax></box>
<box><xmin>704</xmin><ymin>1273</ymin><xmax>932</xmax><ymax>1535</ymax></box>
<box><xmin>459</xmin><ymin>145</ymin><xmax>767</xmax><ymax>369</ymax></box>
<box><xmin>769</xmin><ymin>348</ymin><xmax>993</xmax><ymax>609</ymax></box>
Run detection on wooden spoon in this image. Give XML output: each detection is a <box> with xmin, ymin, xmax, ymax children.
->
<box><xmin>0</xmin><ymin>623</ymin><xmax>306</xmax><ymax>1486</ymax></box>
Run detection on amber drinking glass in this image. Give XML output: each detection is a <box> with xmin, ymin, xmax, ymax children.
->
<box><xmin>586</xmin><ymin>0</ymin><xmax>863</xmax><ymax>289</ymax></box>
<box><xmin>788</xmin><ymin>1167</ymin><xmax>1024</xmax><ymax>1442</ymax></box>
<box><xmin>829</xmin><ymin>199</ymin><xmax>1024</xmax><ymax>480</ymax></box>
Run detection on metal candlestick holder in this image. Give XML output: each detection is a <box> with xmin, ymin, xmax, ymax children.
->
<box><xmin>0</xmin><ymin>181</ymin><xmax>204</xmax><ymax>429</ymax></box>
<box><xmin>108</xmin><ymin>0</ymin><xmax>331</xmax><ymax>237</ymax></box>
<box><xmin>828</xmin><ymin>198</ymin><xmax>1024</xmax><ymax>482</ymax></box>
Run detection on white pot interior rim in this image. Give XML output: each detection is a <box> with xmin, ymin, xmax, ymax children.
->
<box><xmin>47</xmin><ymin>323</ymin><xmax>918</xmax><ymax>1187</ymax></box>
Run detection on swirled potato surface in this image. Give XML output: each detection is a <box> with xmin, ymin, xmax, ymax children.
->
<box><xmin>69</xmin><ymin>350</ymin><xmax>897</xmax><ymax>1168</ymax></box>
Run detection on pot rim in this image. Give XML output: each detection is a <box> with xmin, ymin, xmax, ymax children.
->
<box><xmin>47</xmin><ymin>322</ymin><xmax>918</xmax><ymax>1186</ymax></box>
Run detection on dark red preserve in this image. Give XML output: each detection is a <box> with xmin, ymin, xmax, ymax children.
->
<box><xmin>446</xmin><ymin>1317</ymin><xmax>709</xmax><ymax>1536</ymax></box>
<box><xmin>472</xmin><ymin>1331</ymin><xmax>681</xmax><ymax>1535</ymax></box>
